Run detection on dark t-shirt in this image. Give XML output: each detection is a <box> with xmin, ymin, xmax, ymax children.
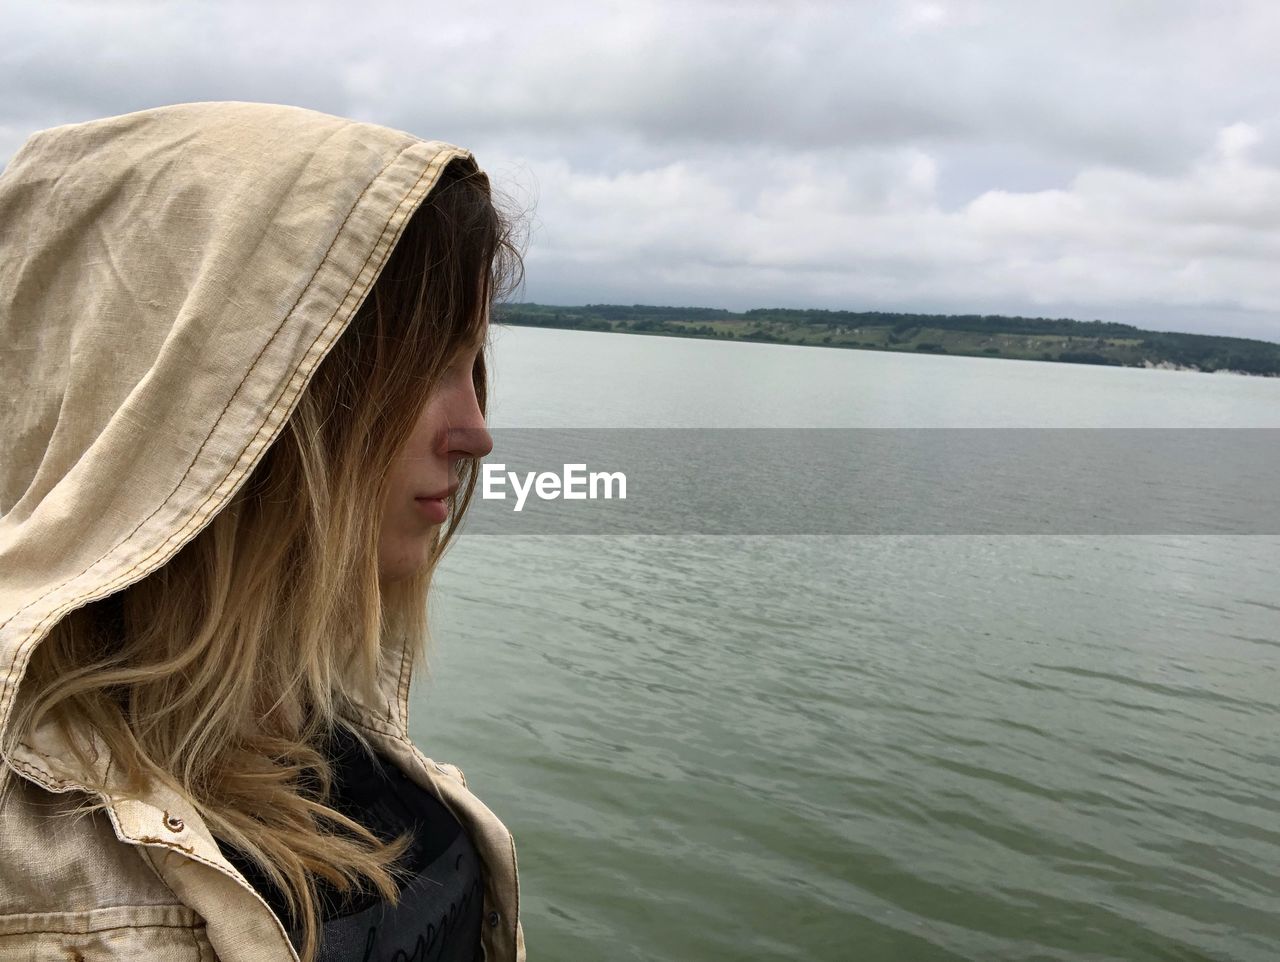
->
<box><xmin>215</xmin><ymin>724</ymin><xmax>484</xmax><ymax>961</ymax></box>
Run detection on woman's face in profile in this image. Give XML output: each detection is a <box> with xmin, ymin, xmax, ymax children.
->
<box><xmin>378</xmin><ymin>326</ymin><xmax>492</xmax><ymax>583</ymax></box>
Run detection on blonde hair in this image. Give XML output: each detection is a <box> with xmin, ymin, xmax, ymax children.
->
<box><xmin>1</xmin><ymin>159</ymin><xmax>523</xmax><ymax>962</ymax></box>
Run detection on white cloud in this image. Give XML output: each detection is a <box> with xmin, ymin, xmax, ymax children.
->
<box><xmin>1</xmin><ymin>0</ymin><xmax>1278</xmax><ymax>338</ymax></box>
<box><xmin>504</xmin><ymin>123</ymin><xmax>1280</xmax><ymax>337</ymax></box>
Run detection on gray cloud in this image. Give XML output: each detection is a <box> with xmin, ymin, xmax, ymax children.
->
<box><xmin>2</xmin><ymin>0</ymin><xmax>1279</xmax><ymax>339</ymax></box>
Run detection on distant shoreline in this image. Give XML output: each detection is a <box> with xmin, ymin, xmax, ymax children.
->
<box><xmin>495</xmin><ymin>303</ymin><xmax>1280</xmax><ymax>377</ymax></box>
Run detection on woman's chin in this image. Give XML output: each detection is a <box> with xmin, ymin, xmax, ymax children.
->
<box><xmin>378</xmin><ymin>538</ymin><xmax>435</xmax><ymax>585</ymax></box>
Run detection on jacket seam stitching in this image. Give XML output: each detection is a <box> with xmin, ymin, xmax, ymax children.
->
<box><xmin>394</xmin><ymin>632</ymin><xmax>414</xmax><ymax>733</ymax></box>
<box><xmin>344</xmin><ymin>714</ymin><xmax>410</xmax><ymax>742</ymax></box>
<box><xmin>8</xmin><ymin>749</ymin><xmax>75</xmax><ymax>790</ymax></box>
<box><xmin>189</xmin><ymin>915</ymin><xmax>204</xmax><ymax>960</ymax></box>
<box><xmin>0</xmin><ymin>922</ymin><xmax>208</xmax><ymax>936</ymax></box>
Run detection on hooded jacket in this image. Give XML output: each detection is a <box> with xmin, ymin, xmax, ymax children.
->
<box><xmin>0</xmin><ymin>102</ymin><xmax>524</xmax><ymax>961</ymax></box>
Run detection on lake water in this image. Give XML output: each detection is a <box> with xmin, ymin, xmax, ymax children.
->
<box><xmin>412</xmin><ymin>327</ymin><xmax>1280</xmax><ymax>961</ymax></box>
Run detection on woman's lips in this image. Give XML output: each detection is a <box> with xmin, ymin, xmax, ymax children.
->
<box><xmin>414</xmin><ymin>497</ymin><xmax>448</xmax><ymax>524</ymax></box>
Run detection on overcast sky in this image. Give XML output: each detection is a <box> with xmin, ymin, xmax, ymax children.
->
<box><xmin>3</xmin><ymin>0</ymin><xmax>1279</xmax><ymax>340</ymax></box>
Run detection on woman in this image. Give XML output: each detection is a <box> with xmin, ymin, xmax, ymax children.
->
<box><xmin>0</xmin><ymin>102</ymin><xmax>525</xmax><ymax>961</ymax></box>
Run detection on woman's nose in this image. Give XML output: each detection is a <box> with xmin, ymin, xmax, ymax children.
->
<box><xmin>445</xmin><ymin>383</ymin><xmax>493</xmax><ymax>460</ymax></box>
<box><xmin>448</xmin><ymin>424</ymin><xmax>493</xmax><ymax>460</ymax></box>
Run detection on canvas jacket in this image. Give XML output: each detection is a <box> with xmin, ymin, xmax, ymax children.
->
<box><xmin>0</xmin><ymin>102</ymin><xmax>524</xmax><ymax>961</ymax></box>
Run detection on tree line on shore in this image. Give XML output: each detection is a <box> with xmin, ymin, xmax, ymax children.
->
<box><xmin>494</xmin><ymin>303</ymin><xmax>1280</xmax><ymax>376</ymax></box>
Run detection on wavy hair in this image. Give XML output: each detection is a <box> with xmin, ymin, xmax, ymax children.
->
<box><xmin>1</xmin><ymin>158</ymin><xmax>524</xmax><ymax>962</ymax></box>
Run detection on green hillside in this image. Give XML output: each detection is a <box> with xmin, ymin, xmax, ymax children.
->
<box><xmin>495</xmin><ymin>303</ymin><xmax>1280</xmax><ymax>376</ymax></box>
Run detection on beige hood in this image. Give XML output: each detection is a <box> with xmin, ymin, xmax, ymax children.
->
<box><xmin>0</xmin><ymin>100</ymin><xmax>478</xmax><ymax>761</ymax></box>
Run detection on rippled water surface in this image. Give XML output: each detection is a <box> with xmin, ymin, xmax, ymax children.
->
<box><xmin>412</xmin><ymin>328</ymin><xmax>1280</xmax><ymax>961</ymax></box>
